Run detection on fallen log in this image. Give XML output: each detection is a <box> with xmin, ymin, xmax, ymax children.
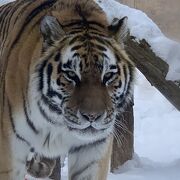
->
<box><xmin>125</xmin><ymin>37</ymin><xmax>180</xmax><ymax>111</ymax></box>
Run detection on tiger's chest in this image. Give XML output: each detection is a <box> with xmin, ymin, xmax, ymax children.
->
<box><xmin>13</xmin><ymin>107</ymin><xmax>83</xmax><ymax>158</ymax></box>
<box><xmin>30</xmin><ymin>126</ymin><xmax>78</xmax><ymax>158</ymax></box>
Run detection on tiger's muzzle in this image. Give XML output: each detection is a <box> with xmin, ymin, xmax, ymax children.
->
<box><xmin>64</xmin><ymin>73</ymin><xmax>115</xmax><ymax>133</ymax></box>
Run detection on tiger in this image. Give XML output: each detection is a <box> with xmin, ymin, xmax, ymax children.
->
<box><xmin>0</xmin><ymin>0</ymin><xmax>134</xmax><ymax>179</ymax></box>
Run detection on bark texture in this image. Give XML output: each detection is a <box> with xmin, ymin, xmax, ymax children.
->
<box><xmin>125</xmin><ymin>37</ymin><xmax>180</xmax><ymax>111</ymax></box>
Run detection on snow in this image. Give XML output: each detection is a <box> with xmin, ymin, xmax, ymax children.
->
<box><xmin>96</xmin><ymin>0</ymin><xmax>180</xmax><ymax>81</ymax></box>
<box><xmin>1</xmin><ymin>0</ymin><xmax>180</xmax><ymax>180</ymax></box>
<box><xmin>0</xmin><ymin>0</ymin><xmax>14</xmax><ymax>5</ymax></box>
<box><xmin>109</xmin><ymin>155</ymin><xmax>180</xmax><ymax>180</ymax></box>
<box><xmin>134</xmin><ymin>71</ymin><xmax>180</xmax><ymax>162</ymax></box>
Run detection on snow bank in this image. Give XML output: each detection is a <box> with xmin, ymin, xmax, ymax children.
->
<box><xmin>134</xmin><ymin>71</ymin><xmax>180</xmax><ymax>162</ymax></box>
<box><xmin>0</xmin><ymin>0</ymin><xmax>14</xmax><ymax>5</ymax></box>
<box><xmin>108</xmin><ymin>154</ymin><xmax>180</xmax><ymax>180</ymax></box>
<box><xmin>96</xmin><ymin>0</ymin><xmax>180</xmax><ymax>81</ymax></box>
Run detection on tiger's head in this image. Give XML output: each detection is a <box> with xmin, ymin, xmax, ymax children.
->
<box><xmin>30</xmin><ymin>7</ymin><xmax>134</xmax><ymax>141</ymax></box>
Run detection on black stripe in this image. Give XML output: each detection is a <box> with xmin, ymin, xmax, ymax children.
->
<box><xmin>37</xmin><ymin>101</ymin><xmax>57</xmax><ymax>125</ymax></box>
<box><xmin>110</xmin><ymin>65</ymin><xmax>117</xmax><ymax>70</ymax></box>
<box><xmin>57</xmin><ymin>62</ymin><xmax>62</xmax><ymax>74</ymax></box>
<box><xmin>69</xmin><ymin>138</ymin><xmax>106</xmax><ymax>154</ymax></box>
<box><xmin>69</xmin><ymin>35</ymin><xmax>82</xmax><ymax>45</ymax></box>
<box><xmin>63</xmin><ymin>20</ymin><xmax>105</xmax><ymax>29</ymax></box>
<box><xmin>37</xmin><ymin>60</ymin><xmax>48</xmax><ymax>91</ymax></box>
<box><xmin>41</xmin><ymin>94</ymin><xmax>62</xmax><ymax>114</ymax></box>
<box><xmin>0</xmin><ymin>4</ymin><xmax>12</xmax><ymax>20</ymax></box>
<box><xmin>0</xmin><ymin>3</ymin><xmax>11</xmax><ymax>15</ymax></box>
<box><xmin>7</xmin><ymin>99</ymin><xmax>30</xmax><ymax>146</ymax></box>
<box><xmin>68</xmin><ymin>30</ymin><xmax>82</xmax><ymax>35</ymax></box>
<box><xmin>71</xmin><ymin>161</ymin><xmax>96</xmax><ymax>180</ymax></box>
<box><xmin>88</xmin><ymin>26</ymin><xmax>102</xmax><ymax>32</ymax></box>
<box><xmin>63</xmin><ymin>60</ymin><xmax>72</xmax><ymax>69</ymax></box>
<box><xmin>123</xmin><ymin>64</ymin><xmax>128</xmax><ymax>86</ymax></box>
<box><xmin>71</xmin><ymin>44</ymin><xmax>83</xmax><ymax>51</ymax></box>
<box><xmin>115</xmin><ymin>53</ymin><xmax>121</xmax><ymax>62</ymax></box>
<box><xmin>46</xmin><ymin>89</ymin><xmax>63</xmax><ymax>100</ymax></box>
<box><xmin>13</xmin><ymin>1</ymin><xmax>35</xmax><ymax>26</ymax></box>
<box><xmin>47</xmin><ymin>63</ymin><xmax>53</xmax><ymax>87</ymax></box>
<box><xmin>117</xmin><ymin>64</ymin><xmax>134</xmax><ymax>109</ymax></box>
<box><xmin>94</xmin><ymin>44</ymin><xmax>107</xmax><ymax>51</ymax></box>
<box><xmin>54</xmin><ymin>52</ymin><xmax>61</xmax><ymax>62</ymax></box>
<box><xmin>126</xmin><ymin>63</ymin><xmax>134</xmax><ymax>94</ymax></box>
<box><xmin>71</xmin><ymin>25</ymin><xmax>102</xmax><ymax>33</ymax></box>
<box><xmin>0</xmin><ymin>5</ymin><xmax>13</xmax><ymax>43</ymax></box>
<box><xmin>46</xmin><ymin>62</ymin><xmax>63</xmax><ymax>100</ymax></box>
<box><xmin>114</xmin><ymin>80</ymin><xmax>122</xmax><ymax>89</ymax></box>
<box><xmin>89</xmin><ymin>31</ymin><xmax>108</xmax><ymax>37</ymax></box>
<box><xmin>117</xmin><ymin>90</ymin><xmax>132</xmax><ymax>109</ymax></box>
<box><xmin>93</xmin><ymin>36</ymin><xmax>107</xmax><ymax>45</ymax></box>
<box><xmin>43</xmin><ymin>132</ymin><xmax>51</xmax><ymax>148</ymax></box>
<box><xmin>24</xmin><ymin>0</ymin><xmax>57</xmax><ymax>32</ymax></box>
<box><xmin>13</xmin><ymin>0</ymin><xmax>29</xmax><ymax>25</ymax></box>
<box><xmin>101</xmin><ymin>53</ymin><xmax>109</xmax><ymax>59</ymax></box>
<box><xmin>88</xmin><ymin>21</ymin><xmax>105</xmax><ymax>28</ymax></box>
<box><xmin>116</xmin><ymin>65</ymin><xmax>130</xmax><ymax>108</ymax></box>
<box><xmin>23</xmin><ymin>95</ymin><xmax>39</xmax><ymax>134</ymax></box>
<box><xmin>63</xmin><ymin>20</ymin><xmax>83</xmax><ymax>27</ymax></box>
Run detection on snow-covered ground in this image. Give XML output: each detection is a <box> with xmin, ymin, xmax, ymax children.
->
<box><xmin>1</xmin><ymin>0</ymin><xmax>180</xmax><ymax>180</ymax></box>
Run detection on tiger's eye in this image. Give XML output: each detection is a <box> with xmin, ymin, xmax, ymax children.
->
<box><xmin>67</xmin><ymin>71</ymin><xmax>76</xmax><ymax>77</ymax></box>
<box><xmin>104</xmin><ymin>72</ymin><xmax>112</xmax><ymax>78</ymax></box>
<box><xmin>103</xmin><ymin>72</ymin><xmax>116</xmax><ymax>85</ymax></box>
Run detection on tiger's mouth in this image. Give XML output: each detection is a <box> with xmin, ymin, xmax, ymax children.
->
<box><xmin>68</xmin><ymin>125</ymin><xmax>105</xmax><ymax>133</ymax></box>
<box><xmin>64</xmin><ymin>115</ymin><xmax>113</xmax><ymax>133</ymax></box>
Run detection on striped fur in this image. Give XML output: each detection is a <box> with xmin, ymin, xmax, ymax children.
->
<box><xmin>0</xmin><ymin>0</ymin><xmax>134</xmax><ymax>179</ymax></box>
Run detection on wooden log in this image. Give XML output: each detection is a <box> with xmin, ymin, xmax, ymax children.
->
<box><xmin>125</xmin><ymin>37</ymin><xmax>180</xmax><ymax>111</ymax></box>
<box><xmin>50</xmin><ymin>158</ymin><xmax>61</xmax><ymax>180</ymax></box>
<box><xmin>111</xmin><ymin>102</ymin><xmax>134</xmax><ymax>172</ymax></box>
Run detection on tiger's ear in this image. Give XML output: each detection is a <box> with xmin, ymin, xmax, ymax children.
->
<box><xmin>40</xmin><ymin>16</ymin><xmax>65</xmax><ymax>47</ymax></box>
<box><xmin>108</xmin><ymin>16</ymin><xmax>128</xmax><ymax>44</ymax></box>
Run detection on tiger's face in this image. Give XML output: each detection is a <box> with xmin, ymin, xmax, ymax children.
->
<box><xmin>31</xmin><ymin>16</ymin><xmax>134</xmax><ymax>140</ymax></box>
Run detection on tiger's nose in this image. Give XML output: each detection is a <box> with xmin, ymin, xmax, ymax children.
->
<box><xmin>79</xmin><ymin>111</ymin><xmax>105</xmax><ymax>122</ymax></box>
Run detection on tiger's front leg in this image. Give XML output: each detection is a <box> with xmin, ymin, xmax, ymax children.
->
<box><xmin>68</xmin><ymin>138</ymin><xmax>110</xmax><ymax>180</ymax></box>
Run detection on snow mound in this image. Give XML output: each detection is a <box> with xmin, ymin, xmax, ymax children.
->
<box><xmin>0</xmin><ymin>0</ymin><xmax>14</xmax><ymax>5</ymax></box>
<box><xmin>109</xmin><ymin>154</ymin><xmax>180</xmax><ymax>180</ymax></box>
<box><xmin>96</xmin><ymin>0</ymin><xmax>180</xmax><ymax>81</ymax></box>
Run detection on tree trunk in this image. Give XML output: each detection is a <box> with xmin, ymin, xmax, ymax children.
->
<box><xmin>111</xmin><ymin>102</ymin><xmax>134</xmax><ymax>172</ymax></box>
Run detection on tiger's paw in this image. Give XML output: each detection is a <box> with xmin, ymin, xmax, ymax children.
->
<box><xmin>26</xmin><ymin>152</ymin><xmax>56</xmax><ymax>179</ymax></box>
